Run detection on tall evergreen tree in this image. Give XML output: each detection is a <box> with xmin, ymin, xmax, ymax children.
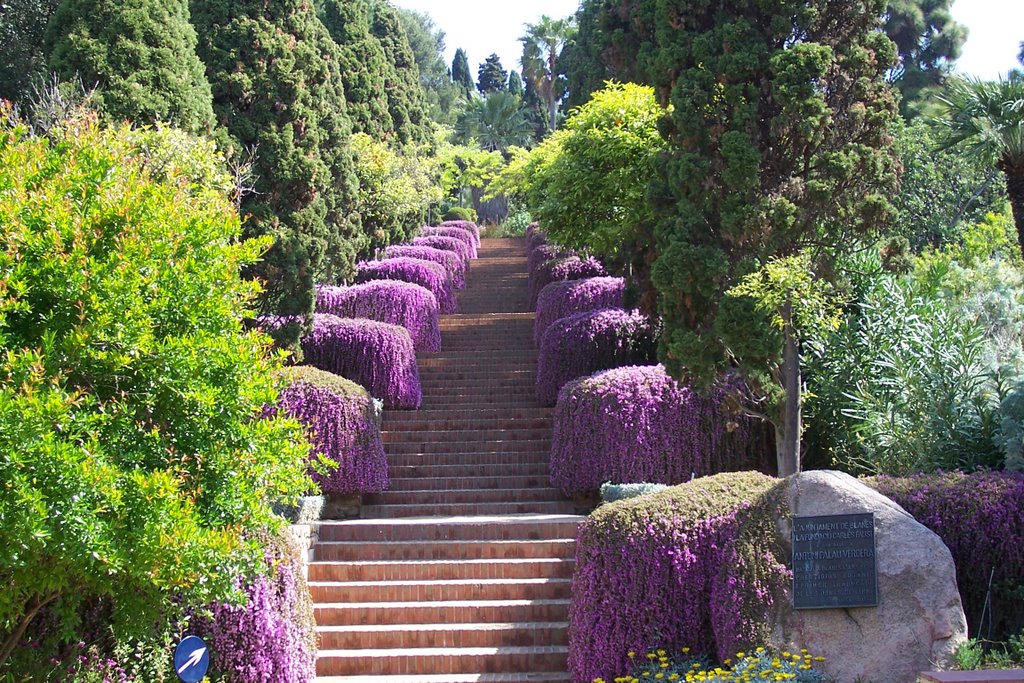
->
<box><xmin>452</xmin><ymin>47</ymin><xmax>474</xmax><ymax>96</ymax></box>
<box><xmin>190</xmin><ymin>0</ymin><xmax>362</xmax><ymax>352</ymax></box>
<box><xmin>45</xmin><ymin>0</ymin><xmax>214</xmax><ymax>132</ymax></box>
<box><xmin>508</xmin><ymin>70</ymin><xmax>524</xmax><ymax>98</ymax></box>
<box><xmin>395</xmin><ymin>7</ymin><xmax>461</xmax><ymax>125</ymax></box>
<box><xmin>477</xmin><ymin>53</ymin><xmax>508</xmax><ymax>94</ymax></box>
<box><xmin>561</xmin><ymin>0</ymin><xmax>643</xmax><ymax>110</ymax></box>
<box><xmin>0</xmin><ymin>0</ymin><xmax>60</xmax><ymax>102</ymax></box>
<box><xmin>369</xmin><ymin>0</ymin><xmax>430</xmax><ymax>144</ymax></box>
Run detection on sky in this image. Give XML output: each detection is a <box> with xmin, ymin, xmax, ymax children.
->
<box><xmin>390</xmin><ymin>0</ymin><xmax>1023</xmax><ymax>82</ymax></box>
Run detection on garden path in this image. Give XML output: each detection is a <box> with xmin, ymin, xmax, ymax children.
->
<box><xmin>312</xmin><ymin>237</ymin><xmax>583</xmax><ymax>682</ymax></box>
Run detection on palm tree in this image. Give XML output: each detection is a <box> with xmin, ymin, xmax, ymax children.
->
<box><xmin>520</xmin><ymin>15</ymin><xmax>575</xmax><ymax>132</ymax></box>
<box><xmin>454</xmin><ymin>92</ymin><xmax>534</xmax><ymax>152</ymax></box>
<box><xmin>937</xmin><ymin>73</ymin><xmax>1024</xmax><ymax>254</ymax></box>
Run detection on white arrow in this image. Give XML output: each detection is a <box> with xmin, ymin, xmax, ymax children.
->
<box><xmin>177</xmin><ymin>647</ymin><xmax>206</xmax><ymax>675</ymax></box>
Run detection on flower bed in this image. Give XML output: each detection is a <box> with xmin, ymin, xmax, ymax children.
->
<box><xmin>276</xmin><ymin>366</ymin><xmax>388</xmax><ymax>495</ymax></box>
<box><xmin>570</xmin><ymin>472</ymin><xmax>789</xmax><ymax>683</ymax></box>
<box><xmin>355</xmin><ymin>257</ymin><xmax>457</xmax><ymax>314</ymax></box>
<box><xmin>536</xmin><ymin>308</ymin><xmax>658</xmax><ymax>406</ymax></box>
<box><xmin>419</xmin><ymin>226</ymin><xmax>478</xmax><ymax>259</ymax></box>
<box><xmin>300</xmin><ymin>314</ymin><xmax>421</xmax><ymax>409</ymax></box>
<box><xmin>411</xmin><ymin>234</ymin><xmax>474</xmax><ymax>268</ymax></box>
<box><xmin>550</xmin><ymin>365</ymin><xmax>770</xmax><ymax>497</ymax></box>
<box><xmin>384</xmin><ymin>245</ymin><xmax>467</xmax><ymax>289</ymax></box>
<box><xmin>534</xmin><ymin>276</ymin><xmax>626</xmax><ymax>346</ymax></box>
<box><xmin>868</xmin><ymin>471</ymin><xmax>1024</xmax><ymax>639</ymax></box>
<box><xmin>527</xmin><ymin>243</ymin><xmax>572</xmax><ymax>282</ymax></box>
<box><xmin>439</xmin><ymin>219</ymin><xmax>481</xmax><ymax>246</ymax></box>
<box><xmin>528</xmin><ymin>255</ymin><xmax>607</xmax><ymax>309</ymax></box>
<box><xmin>316</xmin><ymin>281</ymin><xmax>441</xmax><ymax>353</ymax></box>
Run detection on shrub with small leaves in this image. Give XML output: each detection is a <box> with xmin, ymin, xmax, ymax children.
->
<box><xmin>316</xmin><ymin>281</ymin><xmax>441</xmax><ymax>353</ymax></box>
<box><xmin>384</xmin><ymin>245</ymin><xmax>467</xmax><ymax>289</ymax></box>
<box><xmin>419</xmin><ymin>225</ymin><xmax>479</xmax><ymax>258</ymax></box>
<box><xmin>527</xmin><ymin>243</ymin><xmax>572</xmax><ymax>283</ymax></box>
<box><xmin>355</xmin><ymin>257</ymin><xmax>457</xmax><ymax>314</ymax></box>
<box><xmin>529</xmin><ymin>255</ymin><xmax>607</xmax><ymax>309</ymax></box>
<box><xmin>439</xmin><ymin>219</ymin><xmax>481</xmax><ymax>246</ymax></box>
<box><xmin>412</xmin><ymin>234</ymin><xmax>474</xmax><ymax>267</ymax></box>
<box><xmin>535</xmin><ymin>277</ymin><xmax>626</xmax><ymax>346</ymax></box>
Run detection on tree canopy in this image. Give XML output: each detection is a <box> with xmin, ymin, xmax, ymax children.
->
<box><xmin>520</xmin><ymin>14</ymin><xmax>575</xmax><ymax>131</ymax></box>
<box><xmin>452</xmin><ymin>47</ymin><xmax>474</xmax><ymax>96</ymax></box>
<box><xmin>477</xmin><ymin>53</ymin><xmax>508</xmax><ymax>94</ymax></box>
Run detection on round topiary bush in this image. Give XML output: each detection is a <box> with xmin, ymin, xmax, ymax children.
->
<box><xmin>439</xmin><ymin>219</ymin><xmax>481</xmax><ymax>246</ymax></box>
<box><xmin>300</xmin><ymin>314</ymin><xmax>422</xmax><ymax>409</ymax></box>
<box><xmin>384</xmin><ymin>245</ymin><xmax>467</xmax><ymax>289</ymax></box>
<box><xmin>355</xmin><ymin>257</ymin><xmax>457</xmax><ymax>314</ymax></box>
<box><xmin>412</xmin><ymin>234</ymin><xmax>474</xmax><ymax>267</ymax></box>
<box><xmin>536</xmin><ymin>308</ymin><xmax>658</xmax><ymax>406</ymax></box>
<box><xmin>276</xmin><ymin>366</ymin><xmax>388</xmax><ymax>495</ymax></box>
<box><xmin>316</xmin><ymin>281</ymin><xmax>441</xmax><ymax>353</ymax></box>
<box><xmin>534</xmin><ymin>276</ymin><xmax>626</xmax><ymax>346</ymax></box>
<box><xmin>528</xmin><ymin>255</ymin><xmax>607</xmax><ymax>309</ymax></box>
<box><xmin>442</xmin><ymin>206</ymin><xmax>477</xmax><ymax>224</ymax></box>
<box><xmin>419</xmin><ymin>226</ymin><xmax>479</xmax><ymax>258</ymax></box>
<box><xmin>570</xmin><ymin>472</ymin><xmax>789</xmax><ymax>683</ymax></box>
<box><xmin>550</xmin><ymin>365</ymin><xmax>771</xmax><ymax>497</ymax></box>
<box><xmin>526</xmin><ymin>243</ymin><xmax>572</xmax><ymax>282</ymax></box>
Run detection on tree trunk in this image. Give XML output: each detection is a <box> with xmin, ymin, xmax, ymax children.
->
<box><xmin>0</xmin><ymin>592</ymin><xmax>61</xmax><ymax>667</ymax></box>
<box><xmin>1003</xmin><ymin>164</ymin><xmax>1024</xmax><ymax>257</ymax></box>
<box><xmin>776</xmin><ymin>298</ymin><xmax>802</xmax><ymax>477</ymax></box>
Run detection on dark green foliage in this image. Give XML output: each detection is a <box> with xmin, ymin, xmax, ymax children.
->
<box><xmin>884</xmin><ymin>0</ymin><xmax>967</xmax><ymax>118</ymax></box>
<box><xmin>444</xmin><ymin>206</ymin><xmax>477</xmax><ymax>222</ymax></box>
<box><xmin>0</xmin><ymin>0</ymin><xmax>60</xmax><ymax>102</ymax></box>
<box><xmin>368</xmin><ymin>0</ymin><xmax>430</xmax><ymax>145</ymax></box>
<box><xmin>561</xmin><ymin>0</ymin><xmax>645</xmax><ymax>110</ymax></box>
<box><xmin>456</xmin><ymin>91</ymin><xmax>533</xmax><ymax>152</ymax></box>
<box><xmin>508</xmin><ymin>70</ymin><xmax>524</xmax><ymax>98</ymax></box>
<box><xmin>452</xmin><ymin>47</ymin><xmax>474</xmax><ymax>96</ymax></box>
<box><xmin>477</xmin><ymin>53</ymin><xmax>508</xmax><ymax>94</ymax></box>
<box><xmin>44</xmin><ymin>0</ymin><xmax>214</xmax><ymax>133</ymax></box>
<box><xmin>191</xmin><ymin>0</ymin><xmax>362</xmax><ymax>353</ymax></box>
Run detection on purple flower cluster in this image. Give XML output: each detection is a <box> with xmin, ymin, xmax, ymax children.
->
<box><xmin>439</xmin><ymin>219</ymin><xmax>481</xmax><ymax>245</ymax></box>
<box><xmin>277</xmin><ymin>367</ymin><xmax>388</xmax><ymax>494</ymax></box>
<box><xmin>355</xmin><ymin>257</ymin><xmax>457</xmax><ymax>314</ymax></box>
<box><xmin>301</xmin><ymin>314</ymin><xmax>422</xmax><ymax>409</ymax></box>
<box><xmin>868</xmin><ymin>471</ymin><xmax>1024</xmax><ymax>638</ymax></box>
<box><xmin>536</xmin><ymin>308</ymin><xmax>658</xmax><ymax>406</ymax></box>
<box><xmin>526</xmin><ymin>243</ymin><xmax>571</xmax><ymax>282</ymax></box>
<box><xmin>534</xmin><ymin>277</ymin><xmax>626</xmax><ymax>346</ymax></box>
<box><xmin>419</xmin><ymin>226</ymin><xmax>479</xmax><ymax>259</ymax></box>
<box><xmin>316</xmin><ymin>282</ymin><xmax>441</xmax><ymax>353</ymax></box>
<box><xmin>570</xmin><ymin>472</ymin><xmax>788</xmax><ymax>683</ymax></box>
<box><xmin>384</xmin><ymin>245</ymin><xmax>467</xmax><ymax>289</ymax></box>
<box><xmin>528</xmin><ymin>255</ymin><xmax>608</xmax><ymax>309</ymax></box>
<box><xmin>550</xmin><ymin>366</ymin><xmax>769</xmax><ymax>496</ymax></box>
<box><xmin>412</xmin><ymin>235</ymin><xmax>474</xmax><ymax>268</ymax></box>
<box><xmin>192</xmin><ymin>539</ymin><xmax>316</xmax><ymax>683</ymax></box>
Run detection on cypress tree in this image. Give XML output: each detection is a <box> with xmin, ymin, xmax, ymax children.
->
<box><xmin>508</xmin><ymin>70</ymin><xmax>524</xmax><ymax>98</ymax></box>
<box><xmin>452</xmin><ymin>47</ymin><xmax>474</xmax><ymax>96</ymax></box>
<box><xmin>477</xmin><ymin>53</ymin><xmax>508</xmax><ymax>94</ymax></box>
<box><xmin>369</xmin><ymin>0</ymin><xmax>430</xmax><ymax>144</ymax></box>
<box><xmin>45</xmin><ymin>0</ymin><xmax>214</xmax><ymax>132</ymax></box>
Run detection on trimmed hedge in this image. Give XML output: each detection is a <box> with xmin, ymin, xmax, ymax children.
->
<box><xmin>526</xmin><ymin>243</ymin><xmax>572</xmax><ymax>283</ymax></box>
<box><xmin>867</xmin><ymin>471</ymin><xmax>1024</xmax><ymax>639</ymax></box>
<box><xmin>534</xmin><ymin>277</ymin><xmax>626</xmax><ymax>346</ymax></box>
<box><xmin>300</xmin><ymin>314</ymin><xmax>421</xmax><ymax>409</ymax></box>
<box><xmin>570</xmin><ymin>472</ymin><xmax>789</xmax><ymax>683</ymax></box>
<box><xmin>315</xmin><ymin>282</ymin><xmax>441</xmax><ymax>353</ymax></box>
<box><xmin>528</xmin><ymin>255</ymin><xmax>607</xmax><ymax>309</ymax></box>
<box><xmin>439</xmin><ymin>219</ymin><xmax>481</xmax><ymax>246</ymax></box>
<box><xmin>384</xmin><ymin>245</ymin><xmax>467</xmax><ymax>289</ymax></box>
<box><xmin>412</xmin><ymin>234</ymin><xmax>474</xmax><ymax>267</ymax></box>
<box><xmin>277</xmin><ymin>366</ymin><xmax>388</xmax><ymax>495</ymax></box>
<box><xmin>536</xmin><ymin>308</ymin><xmax>658</xmax><ymax>406</ymax></box>
<box><xmin>526</xmin><ymin>229</ymin><xmax>547</xmax><ymax>255</ymax></box>
<box><xmin>355</xmin><ymin>257</ymin><xmax>457</xmax><ymax>314</ymax></box>
<box><xmin>550</xmin><ymin>365</ymin><xmax>770</xmax><ymax>497</ymax></box>
<box><xmin>419</xmin><ymin>226</ymin><xmax>479</xmax><ymax>258</ymax></box>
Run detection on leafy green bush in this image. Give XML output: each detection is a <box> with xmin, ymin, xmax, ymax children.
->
<box><xmin>443</xmin><ymin>206</ymin><xmax>477</xmax><ymax>222</ymax></box>
<box><xmin>0</xmin><ymin>108</ymin><xmax>310</xmax><ymax>671</ymax></box>
<box><xmin>599</xmin><ymin>482</ymin><xmax>668</xmax><ymax>503</ymax></box>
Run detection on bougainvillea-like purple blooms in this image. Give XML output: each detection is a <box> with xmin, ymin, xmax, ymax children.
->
<box><xmin>355</xmin><ymin>257</ymin><xmax>457</xmax><ymax>314</ymax></box>
<box><xmin>570</xmin><ymin>472</ymin><xmax>789</xmax><ymax>683</ymax></box>
<box><xmin>439</xmin><ymin>219</ymin><xmax>481</xmax><ymax>246</ymax></box>
<box><xmin>527</xmin><ymin>243</ymin><xmax>572</xmax><ymax>282</ymax></box>
<box><xmin>534</xmin><ymin>276</ymin><xmax>626</xmax><ymax>346</ymax></box>
<box><xmin>528</xmin><ymin>255</ymin><xmax>607</xmax><ymax>309</ymax></box>
<box><xmin>411</xmin><ymin>234</ymin><xmax>474</xmax><ymax>268</ymax></box>
<box><xmin>276</xmin><ymin>366</ymin><xmax>388</xmax><ymax>494</ymax></box>
<box><xmin>316</xmin><ymin>282</ymin><xmax>441</xmax><ymax>353</ymax></box>
<box><xmin>868</xmin><ymin>471</ymin><xmax>1024</xmax><ymax>639</ymax></box>
<box><xmin>384</xmin><ymin>245</ymin><xmax>467</xmax><ymax>289</ymax></box>
<box><xmin>419</xmin><ymin>226</ymin><xmax>479</xmax><ymax>259</ymax></box>
<box><xmin>536</xmin><ymin>308</ymin><xmax>658</xmax><ymax>406</ymax></box>
<box><xmin>550</xmin><ymin>365</ymin><xmax>771</xmax><ymax>497</ymax></box>
<box><xmin>301</xmin><ymin>314</ymin><xmax>422</xmax><ymax>409</ymax></box>
<box><xmin>191</xmin><ymin>538</ymin><xmax>316</xmax><ymax>683</ymax></box>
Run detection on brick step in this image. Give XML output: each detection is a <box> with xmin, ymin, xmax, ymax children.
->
<box><xmin>315</xmin><ymin>537</ymin><xmax>576</xmax><ymax>562</ymax></box>
<box><xmin>388</xmin><ymin>463</ymin><xmax>550</xmax><ymax>479</ymax></box>
<box><xmin>383</xmin><ymin>439</ymin><xmax>550</xmax><ymax>455</ymax></box>
<box><xmin>309</xmin><ymin>558</ymin><xmax>574</xmax><ymax>582</ymax></box>
<box><xmin>386</xmin><ymin>452</ymin><xmax>550</xmax><ymax>467</ymax></box>
<box><xmin>365</xmin><ymin>488</ymin><xmax>563</xmax><ymax>506</ymax></box>
<box><xmin>416</xmin><ymin>370</ymin><xmax>536</xmax><ymax>381</ymax></box>
<box><xmin>316</xmin><ymin>675</ymin><xmax>569</xmax><ymax>683</ymax></box>
<box><xmin>314</xmin><ymin>599</ymin><xmax>570</xmax><ymax>627</ymax></box>
<box><xmin>360</xmin><ymin>501</ymin><xmax>576</xmax><ymax>518</ymax></box>
<box><xmin>383</xmin><ymin>407</ymin><xmax>551</xmax><ymax>422</ymax></box>
<box><xmin>416</xmin><ymin>398</ymin><xmax>545</xmax><ymax>409</ymax></box>
<box><xmin>315</xmin><ymin>515</ymin><xmax>581</xmax><ymax>543</ymax></box>
<box><xmin>309</xmin><ymin>578</ymin><xmax>571</xmax><ymax>603</ymax></box>
<box><xmin>417</xmin><ymin>358</ymin><xmax>538</xmax><ymax>368</ymax></box>
<box><xmin>316</xmin><ymin>645</ymin><xmax>568</xmax><ymax>677</ymax></box>
<box><xmin>382</xmin><ymin>428</ymin><xmax>551</xmax><ymax>445</ymax></box>
<box><xmin>386</xmin><ymin>475</ymin><xmax>551</xmax><ymax>492</ymax></box>
<box><xmin>382</xmin><ymin>421</ymin><xmax>551</xmax><ymax>435</ymax></box>
<box><xmin>415</xmin><ymin>389</ymin><xmax>540</xmax><ymax>400</ymax></box>
<box><xmin>316</xmin><ymin>621</ymin><xmax>569</xmax><ymax>650</ymax></box>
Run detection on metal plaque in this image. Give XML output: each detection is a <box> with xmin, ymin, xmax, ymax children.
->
<box><xmin>792</xmin><ymin>513</ymin><xmax>878</xmax><ymax>609</ymax></box>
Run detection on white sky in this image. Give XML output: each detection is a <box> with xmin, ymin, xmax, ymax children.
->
<box><xmin>390</xmin><ymin>0</ymin><xmax>1023</xmax><ymax>82</ymax></box>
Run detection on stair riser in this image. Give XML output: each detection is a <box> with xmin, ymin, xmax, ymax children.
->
<box><xmin>308</xmin><ymin>560</ymin><xmax>575</xmax><ymax>581</ymax></box>
<box><xmin>381</xmin><ymin>429</ymin><xmax>551</xmax><ymax>444</ymax></box>
<box><xmin>365</xmin><ymin>488</ymin><xmax>563</xmax><ymax>505</ymax></box>
<box><xmin>386</xmin><ymin>453</ymin><xmax>550</xmax><ymax>467</ymax></box>
<box><xmin>315</xmin><ymin>650</ymin><xmax>568</xmax><ymax>676</ymax></box>
<box><xmin>385</xmin><ymin>476</ymin><xmax>551</xmax><ymax>492</ymax></box>
<box><xmin>310</xmin><ymin>580</ymin><xmax>571</xmax><ymax>603</ymax></box>
<box><xmin>314</xmin><ymin>601</ymin><xmax>570</xmax><ymax>627</ymax></box>
<box><xmin>316</xmin><ymin>623</ymin><xmax>569</xmax><ymax>650</ymax></box>
<box><xmin>360</xmin><ymin>502</ymin><xmax>576</xmax><ymax>518</ymax></box>
<box><xmin>387</xmin><ymin>463</ymin><xmax>550</xmax><ymax>479</ymax></box>
<box><xmin>384</xmin><ymin>441</ymin><xmax>550</xmax><ymax>455</ymax></box>
<box><xmin>316</xmin><ymin>521</ymin><xmax>580</xmax><ymax>543</ymax></box>
<box><xmin>315</xmin><ymin>540</ymin><xmax>576</xmax><ymax>562</ymax></box>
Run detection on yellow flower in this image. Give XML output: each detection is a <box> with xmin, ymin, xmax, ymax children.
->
<box><xmin>629</xmin><ymin>651</ymin><xmax>637</xmax><ymax>659</ymax></box>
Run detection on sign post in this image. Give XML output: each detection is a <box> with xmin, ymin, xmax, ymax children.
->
<box><xmin>174</xmin><ymin>635</ymin><xmax>210</xmax><ymax>683</ymax></box>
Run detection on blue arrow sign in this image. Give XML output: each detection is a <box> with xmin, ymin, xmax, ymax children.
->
<box><xmin>174</xmin><ymin>635</ymin><xmax>210</xmax><ymax>683</ymax></box>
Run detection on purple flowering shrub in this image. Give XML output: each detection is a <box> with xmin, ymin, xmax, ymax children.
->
<box><xmin>384</xmin><ymin>245</ymin><xmax>467</xmax><ymax>289</ymax></box>
<box><xmin>192</xmin><ymin>533</ymin><xmax>316</xmax><ymax>683</ymax></box>
<box><xmin>867</xmin><ymin>471</ymin><xmax>1024</xmax><ymax>639</ymax></box>
<box><xmin>316</xmin><ymin>282</ymin><xmax>441</xmax><ymax>353</ymax></box>
<box><xmin>355</xmin><ymin>257</ymin><xmax>457</xmax><ymax>314</ymax></box>
<box><xmin>301</xmin><ymin>314</ymin><xmax>421</xmax><ymax>409</ymax></box>
<box><xmin>439</xmin><ymin>220</ymin><xmax>481</xmax><ymax>246</ymax></box>
<box><xmin>570</xmin><ymin>472</ymin><xmax>789</xmax><ymax>683</ymax></box>
<box><xmin>550</xmin><ymin>366</ymin><xmax>771</xmax><ymax>496</ymax></box>
<box><xmin>526</xmin><ymin>243</ymin><xmax>571</xmax><ymax>283</ymax></box>
<box><xmin>411</xmin><ymin>235</ymin><xmax>474</xmax><ymax>267</ymax></box>
<box><xmin>536</xmin><ymin>308</ymin><xmax>658</xmax><ymax>406</ymax></box>
<box><xmin>534</xmin><ymin>276</ymin><xmax>626</xmax><ymax>346</ymax></box>
<box><xmin>528</xmin><ymin>255</ymin><xmax>607</xmax><ymax>309</ymax></box>
<box><xmin>419</xmin><ymin>226</ymin><xmax>479</xmax><ymax>258</ymax></box>
<box><xmin>276</xmin><ymin>366</ymin><xmax>388</xmax><ymax>495</ymax></box>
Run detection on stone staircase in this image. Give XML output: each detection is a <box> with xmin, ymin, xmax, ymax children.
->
<box><xmin>312</xmin><ymin>238</ymin><xmax>583</xmax><ymax>682</ymax></box>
